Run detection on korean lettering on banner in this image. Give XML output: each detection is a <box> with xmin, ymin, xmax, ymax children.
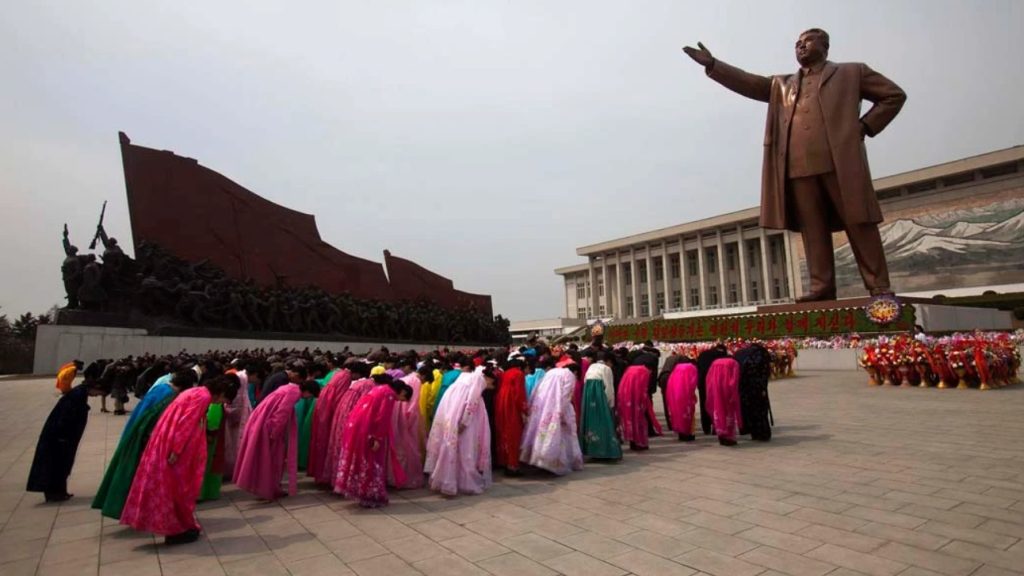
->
<box><xmin>815</xmin><ymin>312</ymin><xmax>828</xmax><ymax>332</ymax></box>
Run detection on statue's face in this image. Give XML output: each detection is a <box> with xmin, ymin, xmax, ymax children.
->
<box><xmin>795</xmin><ymin>32</ymin><xmax>827</xmax><ymax>66</ymax></box>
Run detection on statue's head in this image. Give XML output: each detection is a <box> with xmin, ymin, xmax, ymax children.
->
<box><xmin>796</xmin><ymin>28</ymin><xmax>829</xmax><ymax>67</ymax></box>
<box><xmin>108</xmin><ymin>237</ymin><xmax>119</xmax><ymax>247</ymax></box>
<box><xmin>68</xmin><ymin>245</ymin><xmax>79</xmax><ymax>255</ymax></box>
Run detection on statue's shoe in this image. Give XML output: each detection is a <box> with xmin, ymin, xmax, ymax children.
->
<box><xmin>796</xmin><ymin>290</ymin><xmax>836</xmax><ymax>303</ymax></box>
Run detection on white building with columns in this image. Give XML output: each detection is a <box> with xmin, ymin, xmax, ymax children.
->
<box><xmin>555</xmin><ymin>145</ymin><xmax>1024</xmax><ymax>322</ymax></box>
<box><xmin>556</xmin><ymin>208</ymin><xmax>796</xmax><ymax>322</ymax></box>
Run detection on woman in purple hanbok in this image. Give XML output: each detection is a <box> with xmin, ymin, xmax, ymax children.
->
<box><xmin>519</xmin><ymin>363</ymin><xmax>584</xmax><ymax>476</ymax></box>
<box><xmin>424</xmin><ymin>367</ymin><xmax>496</xmax><ymax>496</ymax></box>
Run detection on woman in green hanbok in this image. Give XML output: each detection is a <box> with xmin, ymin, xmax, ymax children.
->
<box><xmin>199</xmin><ymin>374</ymin><xmax>240</xmax><ymax>501</ymax></box>
<box><xmin>579</xmin><ymin>352</ymin><xmax>622</xmax><ymax>460</ymax></box>
<box><xmin>92</xmin><ymin>370</ymin><xmax>196</xmax><ymax>518</ymax></box>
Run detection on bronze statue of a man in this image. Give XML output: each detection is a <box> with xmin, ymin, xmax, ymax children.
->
<box><xmin>684</xmin><ymin>29</ymin><xmax>906</xmax><ymax>302</ymax></box>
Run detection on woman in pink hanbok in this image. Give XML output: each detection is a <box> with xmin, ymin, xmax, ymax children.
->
<box><xmin>234</xmin><ymin>381</ymin><xmax>318</xmax><ymax>500</ymax></box>
<box><xmin>120</xmin><ymin>378</ymin><xmax>228</xmax><ymax>545</ymax></box>
<box><xmin>222</xmin><ymin>367</ymin><xmax>252</xmax><ymax>480</ymax></box>
<box><xmin>389</xmin><ymin>363</ymin><xmax>428</xmax><ymax>489</ymax></box>
<box><xmin>665</xmin><ymin>362</ymin><xmax>698</xmax><ymax>442</ymax></box>
<box><xmin>520</xmin><ymin>364</ymin><xmax>584</xmax><ymax>476</ymax></box>
<box><xmin>307</xmin><ymin>368</ymin><xmax>352</xmax><ymax>482</ymax></box>
<box><xmin>617</xmin><ymin>364</ymin><xmax>662</xmax><ymax>451</ymax></box>
<box><xmin>334</xmin><ymin>378</ymin><xmax>413</xmax><ymax>507</ymax></box>
<box><xmin>705</xmin><ymin>357</ymin><xmax>742</xmax><ymax>446</ymax></box>
<box><xmin>321</xmin><ymin>366</ymin><xmax>375</xmax><ymax>486</ymax></box>
<box><xmin>424</xmin><ymin>367</ymin><xmax>496</xmax><ymax>496</ymax></box>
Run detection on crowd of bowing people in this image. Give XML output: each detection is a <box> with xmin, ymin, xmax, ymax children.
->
<box><xmin>28</xmin><ymin>335</ymin><xmax>774</xmax><ymax>545</ymax></box>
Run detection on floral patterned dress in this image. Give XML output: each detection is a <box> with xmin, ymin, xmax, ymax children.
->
<box><xmin>120</xmin><ymin>387</ymin><xmax>212</xmax><ymax>536</ymax></box>
<box><xmin>334</xmin><ymin>385</ymin><xmax>399</xmax><ymax>507</ymax></box>
<box><xmin>520</xmin><ymin>368</ymin><xmax>584</xmax><ymax>475</ymax></box>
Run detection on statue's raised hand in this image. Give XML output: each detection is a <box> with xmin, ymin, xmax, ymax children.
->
<box><xmin>682</xmin><ymin>42</ymin><xmax>714</xmax><ymax>67</ymax></box>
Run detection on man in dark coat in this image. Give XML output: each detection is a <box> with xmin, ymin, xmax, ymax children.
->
<box><xmin>684</xmin><ymin>29</ymin><xmax>906</xmax><ymax>301</ymax></box>
<box><xmin>735</xmin><ymin>345</ymin><xmax>774</xmax><ymax>441</ymax></box>
<box><xmin>27</xmin><ymin>381</ymin><xmax>104</xmax><ymax>502</ymax></box>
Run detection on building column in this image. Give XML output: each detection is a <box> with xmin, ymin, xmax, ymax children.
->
<box><xmin>736</xmin><ymin>224</ymin><xmax>749</xmax><ymax>305</ymax></box>
<box><xmin>616</xmin><ymin>252</ymin><xmax>626</xmax><ymax>318</ymax></box>
<box><xmin>783</xmin><ymin>231</ymin><xmax>798</xmax><ymax>299</ymax></box>
<box><xmin>679</xmin><ymin>234</ymin><xmax>689</xmax><ymax>311</ymax></box>
<box><xmin>661</xmin><ymin>240</ymin><xmax>671</xmax><ymax>312</ymax></box>
<box><xmin>601</xmin><ymin>257</ymin><xmax>609</xmax><ymax>318</ymax></box>
<box><xmin>587</xmin><ymin>258</ymin><xmax>597</xmax><ymax>319</ymax></box>
<box><xmin>716</xmin><ymin>228</ymin><xmax>727</xmax><ymax>307</ymax></box>
<box><xmin>645</xmin><ymin>245</ymin><xmax>655</xmax><ymax>317</ymax></box>
<box><xmin>696</xmin><ymin>234</ymin><xmax>707</xmax><ymax>309</ymax></box>
<box><xmin>630</xmin><ymin>246</ymin><xmax>640</xmax><ymax>318</ymax></box>
<box><xmin>759</xmin><ymin>228</ymin><xmax>771</xmax><ymax>303</ymax></box>
<box><xmin>565</xmin><ymin>277</ymin><xmax>572</xmax><ymax>318</ymax></box>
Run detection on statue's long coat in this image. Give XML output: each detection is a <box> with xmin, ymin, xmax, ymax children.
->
<box><xmin>708</xmin><ymin>60</ymin><xmax>906</xmax><ymax>232</ymax></box>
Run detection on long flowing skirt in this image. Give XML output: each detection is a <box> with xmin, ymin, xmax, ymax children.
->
<box><xmin>199</xmin><ymin>430</ymin><xmax>224</xmax><ymax>501</ymax></box>
<box><xmin>706</xmin><ymin>359</ymin><xmax>742</xmax><ymax>441</ymax></box>
<box><xmin>579</xmin><ymin>380</ymin><xmax>622</xmax><ymax>460</ymax></box>
<box><xmin>92</xmin><ymin>397</ymin><xmax>171</xmax><ymax>519</ymax></box>
<box><xmin>296</xmin><ymin>398</ymin><xmax>316</xmax><ymax>470</ymax></box>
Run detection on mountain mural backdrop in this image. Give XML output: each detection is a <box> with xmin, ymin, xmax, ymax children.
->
<box><xmin>828</xmin><ymin>194</ymin><xmax>1024</xmax><ymax>297</ymax></box>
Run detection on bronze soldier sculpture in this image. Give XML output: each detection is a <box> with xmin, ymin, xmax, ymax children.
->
<box><xmin>683</xmin><ymin>29</ymin><xmax>906</xmax><ymax>301</ymax></box>
<box><xmin>61</xmin><ymin>225</ymin><xmax>85</xmax><ymax>309</ymax></box>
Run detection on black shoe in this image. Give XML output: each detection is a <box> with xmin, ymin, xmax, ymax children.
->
<box><xmin>718</xmin><ymin>436</ymin><xmax>737</xmax><ymax>446</ymax></box>
<box><xmin>629</xmin><ymin>442</ymin><xmax>649</xmax><ymax>451</ymax></box>
<box><xmin>678</xmin><ymin>434</ymin><xmax>695</xmax><ymax>442</ymax></box>
<box><xmin>113</xmin><ymin>410</ymin><xmax>127</xmax><ymax>416</ymax></box>
<box><xmin>504</xmin><ymin>468</ymin><xmax>522</xmax><ymax>477</ymax></box>
<box><xmin>44</xmin><ymin>492</ymin><xmax>73</xmax><ymax>503</ymax></box>
<box><xmin>165</xmin><ymin>529</ymin><xmax>201</xmax><ymax>545</ymax></box>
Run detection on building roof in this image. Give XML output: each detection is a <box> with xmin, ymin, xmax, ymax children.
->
<box><xmin>553</xmin><ymin>263</ymin><xmax>590</xmax><ymax>274</ymax></box>
<box><xmin>873</xmin><ymin>145</ymin><xmax>1024</xmax><ymax>190</ymax></box>
<box><xmin>575</xmin><ymin>207</ymin><xmax>760</xmax><ymax>257</ymax></box>
<box><xmin>567</xmin><ymin>145</ymin><xmax>1023</xmax><ymax>262</ymax></box>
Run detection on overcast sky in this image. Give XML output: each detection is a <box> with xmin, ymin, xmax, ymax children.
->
<box><xmin>2</xmin><ymin>0</ymin><xmax>1022</xmax><ymax>322</ymax></box>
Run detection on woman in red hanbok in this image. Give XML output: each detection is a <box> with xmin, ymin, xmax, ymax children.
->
<box><xmin>665</xmin><ymin>362</ymin><xmax>698</xmax><ymax>442</ymax></box>
<box><xmin>307</xmin><ymin>368</ymin><xmax>352</xmax><ymax>482</ymax></box>
<box><xmin>705</xmin><ymin>357</ymin><xmax>742</xmax><ymax>446</ymax></box>
<box><xmin>493</xmin><ymin>358</ymin><xmax>528</xmax><ymax>475</ymax></box>
<box><xmin>334</xmin><ymin>378</ymin><xmax>412</xmax><ymax>507</ymax></box>
<box><xmin>616</xmin><ymin>364</ymin><xmax>662</xmax><ymax>451</ymax></box>
<box><xmin>321</xmin><ymin>365</ymin><xmax>375</xmax><ymax>486</ymax></box>
<box><xmin>120</xmin><ymin>378</ymin><xmax>228</xmax><ymax>545</ymax></box>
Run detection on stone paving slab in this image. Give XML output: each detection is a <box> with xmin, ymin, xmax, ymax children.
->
<box><xmin>2</xmin><ymin>371</ymin><xmax>1024</xmax><ymax>576</ymax></box>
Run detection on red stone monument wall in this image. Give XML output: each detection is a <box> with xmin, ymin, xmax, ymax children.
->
<box><xmin>119</xmin><ymin>132</ymin><xmax>492</xmax><ymax>315</ymax></box>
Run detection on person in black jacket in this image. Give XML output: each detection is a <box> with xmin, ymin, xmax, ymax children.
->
<box><xmin>27</xmin><ymin>380</ymin><xmax>104</xmax><ymax>502</ymax></box>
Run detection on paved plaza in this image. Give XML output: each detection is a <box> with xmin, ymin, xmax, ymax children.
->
<box><xmin>2</xmin><ymin>371</ymin><xmax>1023</xmax><ymax>576</ymax></box>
